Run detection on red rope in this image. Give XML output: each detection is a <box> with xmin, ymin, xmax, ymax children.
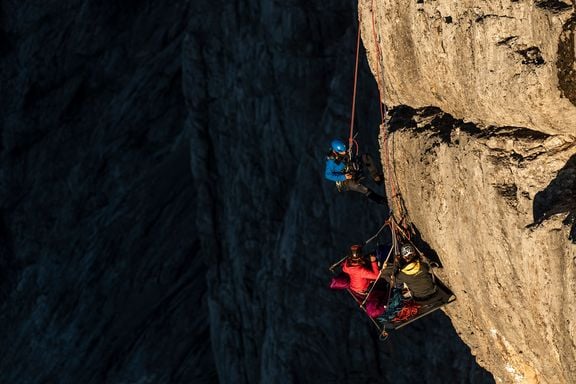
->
<box><xmin>368</xmin><ymin>0</ymin><xmax>405</xmax><ymax>222</ymax></box>
<box><xmin>348</xmin><ymin>13</ymin><xmax>362</xmax><ymax>157</ymax></box>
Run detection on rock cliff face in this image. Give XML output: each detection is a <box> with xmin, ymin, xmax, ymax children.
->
<box><xmin>0</xmin><ymin>1</ymin><xmax>215</xmax><ymax>383</ymax></box>
<box><xmin>360</xmin><ymin>0</ymin><xmax>576</xmax><ymax>134</ymax></box>
<box><xmin>359</xmin><ymin>1</ymin><xmax>576</xmax><ymax>383</ymax></box>
<box><xmin>2</xmin><ymin>0</ymin><xmax>496</xmax><ymax>382</ymax></box>
<box><xmin>189</xmin><ymin>1</ymin><xmax>493</xmax><ymax>383</ymax></box>
<box><xmin>6</xmin><ymin>0</ymin><xmax>568</xmax><ymax>383</ymax></box>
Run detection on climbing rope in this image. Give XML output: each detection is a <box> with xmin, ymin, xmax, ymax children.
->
<box><xmin>345</xmin><ymin>6</ymin><xmax>410</xmax><ymax>227</ymax></box>
<box><xmin>348</xmin><ymin>11</ymin><xmax>362</xmax><ymax>161</ymax></box>
<box><xmin>363</xmin><ymin>220</ymin><xmax>390</xmax><ymax>245</ymax></box>
<box><xmin>367</xmin><ymin>0</ymin><xmax>408</xmax><ymax>226</ymax></box>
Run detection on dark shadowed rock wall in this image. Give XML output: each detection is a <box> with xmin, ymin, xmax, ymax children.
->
<box><xmin>1</xmin><ymin>0</ymin><xmax>493</xmax><ymax>383</ymax></box>
<box><xmin>0</xmin><ymin>1</ymin><xmax>215</xmax><ymax>383</ymax></box>
<box><xmin>188</xmin><ymin>1</ymin><xmax>493</xmax><ymax>383</ymax></box>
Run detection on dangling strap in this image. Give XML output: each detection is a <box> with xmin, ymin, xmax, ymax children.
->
<box><xmin>364</xmin><ymin>219</ymin><xmax>390</xmax><ymax>245</ymax></box>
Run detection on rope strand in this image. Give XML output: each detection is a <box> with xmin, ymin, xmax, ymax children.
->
<box><xmin>368</xmin><ymin>0</ymin><xmax>406</xmax><ymax>222</ymax></box>
<box><xmin>348</xmin><ymin>12</ymin><xmax>362</xmax><ymax>160</ymax></box>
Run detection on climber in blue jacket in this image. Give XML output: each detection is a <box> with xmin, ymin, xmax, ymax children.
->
<box><xmin>324</xmin><ymin>139</ymin><xmax>386</xmax><ymax>204</ymax></box>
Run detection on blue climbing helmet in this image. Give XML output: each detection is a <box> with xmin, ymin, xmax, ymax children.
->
<box><xmin>331</xmin><ymin>138</ymin><xmax>347</xmax><ymax>153</ymax></box>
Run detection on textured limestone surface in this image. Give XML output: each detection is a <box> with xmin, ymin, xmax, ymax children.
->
<box><xmin>359</xmin><ymin>0</ymin><xmax>576</xmax><ymax>134</ymax></box>
<box><xmin>382</xmin><ymin>107</ymin><xmax>575</xmax><ymax>383</ymax></box>
<box><xmin>357</xmin><ymin>0</ymin><xmax>576</xmax><ymax>382</ymax></box>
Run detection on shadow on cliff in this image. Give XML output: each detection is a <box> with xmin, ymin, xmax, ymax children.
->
<box><xmin>533</xmin><ymin>154</ymin><xmax>576</xmax><ymax>243</ymax></box>
<box><xmin>408</xmin><ymin>224</ymin><xmax>444</xmax><ymax>266</ymax></box>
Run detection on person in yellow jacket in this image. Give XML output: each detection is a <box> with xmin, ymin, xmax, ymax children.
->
<box><xmin>381</xmin><ymin>244</ymin><xmax>441</xmax><ymax>305</ymax></box>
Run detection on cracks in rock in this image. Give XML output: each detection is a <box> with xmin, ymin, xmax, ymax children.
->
<box><xmin>493</xmin><ymin>183</ymin><xmax>519</xmax><ymax>208</ymax></box>
<box><xmin>474</xmin><ymin>14</ymin><xmax>515</xmax><ymax>23</ymax></box>
<box><xmin>478</xmin><ymin>126</ymin><xmax>550</xmax><ymax>141</ymax></box>
<box><xmin>387</xmin><ymin>105</ymin><xmax>480</xmax><ymax>146</ymax></box>
<box><xmin>495</xmin><ymin>35</ymin><xmax>546</xmax><ymax>67</ymax></box>
<box><xmin>557</xmin><ymin>14</ymin><xmax>576</xmax><ymax>106</ymax></box>
<box><xmin>387</xmin><ymin>105</ymin><xmax>576</xmax><ymax>242</ymax></box>
<box><xmin>532</xmin><ymin>154</ymin><xmax>576</xmax><ymax>242</ymax></box>
<box><xmin>389</xmin><ymin>106</ymin><xmax>568</xmax><ymax>163</ymax></box>
<box><xmin>516</xmin><ymin>47</ymin><xmax>545</xmax><ymax>66</ymax></box>
<box><xmin>497</xmin><ymin>36</ymin><xmax>519</xmax><ymax>46</ymax></box>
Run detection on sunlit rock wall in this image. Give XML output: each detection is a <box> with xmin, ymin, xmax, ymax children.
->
<box><xmin>382</xmin><ymin>107</ymin><xmax>575</xmax><ymax>383</ymax></box>
<box><xmin>359</xmin><ymin>0</ymin><xmax>576</xmax><ymax>382</ymax></box>
<box><xmin>360</xmin><ymin>0</ymin><xmax>576</xmax><ymax>134</ymax></box>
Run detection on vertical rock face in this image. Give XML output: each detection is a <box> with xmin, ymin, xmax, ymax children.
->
<box><xmin>359</xmin><ymin>1</ymin><xmax>576</xmax><ymax>383</ymax></box>
<box><xmin>1</xmin><ymin>0</ymin><xmax>541</xmax><ymax>383</ymax></box>
<box><xmin>1</xmin><ymin>0</ymin><xmax>496</xmax><ymax>382</ymax></box>
<box><xmin>0</xmin><ymin>2</ymin><xmax>218</xmax><ymax>383</ymax></box>
<box><xmin>360</xmin><ymin>0</ymin><xmax>576</xmax><ymax>134</ymax></box>
<box><xmin>189</xmin><ymin>1</ymin><xmax>493</xmax><ymax>383</ymax></box>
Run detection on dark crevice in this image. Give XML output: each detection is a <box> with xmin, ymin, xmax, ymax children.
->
<box><xmin>477</xmin><ymin>126</ymin><xmax>550</xmax><ymax>141</ymax></box>
<box><xmin>405</xmin><ymin>223</ymin><xmax>443</xmax><ymax>267</ymax></box>
<box><xmin>493</xmin><ymin>183</ymin><xmax>519</xmax><ymax>207</ymax></box>
<box><xmin>563</xmin><ymin>212</ymin><xmax>576</xmax><ymax>242</ymax></box>
<box><xmin>558</xmin><ymin>15</ymin><xmax>576</xmax><ymax>106</ymax></box>
<box><xmin>535</xmin><ymin>0</ymin><xmax>573</xmax><ymax>12</ymax></box>
<box><xmin>475</xmin><ymin>14</ymin><xmax>514</xmax><ymax>23</ymax></box>
<box><xmin>388</xmin><ymin>105</ymin><xmax>482</xmax><ymax>144</ymax></box>
<box><xmin>533</xmin><ymin>154</ymin><xmax>576</xmax><ymax>242</ymax></box>
<box><xmin>517</xmin><ymin>46</ymin><xmax>545</xmax><ymax>65</ymax></box>
<box><xmin>497</xmin><ymin>35</ymin><xmax>518</xmax><ymax>46</ymax></box>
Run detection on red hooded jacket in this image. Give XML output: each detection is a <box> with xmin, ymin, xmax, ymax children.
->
<box><xmin>342</xmin><ymin>259</ymin><xmax>380</xmax><ymax>294</ymax></box>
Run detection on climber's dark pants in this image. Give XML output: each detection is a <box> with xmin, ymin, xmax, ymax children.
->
<box><xmin>414</xmin><ymin>288</ymin><xmax>444</xmax><ymax>306</ymax></box>
<box><xmin>338</xmin><ymin>180</ymin><xmax>386</xmax><ymax>204</ymax></box>
<box><xmin>340</xmin><ymin>179</ymin><xmax>369</xmax><ymax>194</ymax></box>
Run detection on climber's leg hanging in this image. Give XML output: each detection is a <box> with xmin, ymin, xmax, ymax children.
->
<box><xmin>342</xmin><ymin>180</ymin><xmax>387</xmax><ymax>205</ymax></box>
<box><xmin>362</xmin><ymin>154</ymin><xmax>384</xmax><ymax>184</ymax></box>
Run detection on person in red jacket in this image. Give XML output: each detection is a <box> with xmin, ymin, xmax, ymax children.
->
<box><xmin>341</xmin><ymin>244</ymin><xmax>380</xmax><ymax>295</ymax></box>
